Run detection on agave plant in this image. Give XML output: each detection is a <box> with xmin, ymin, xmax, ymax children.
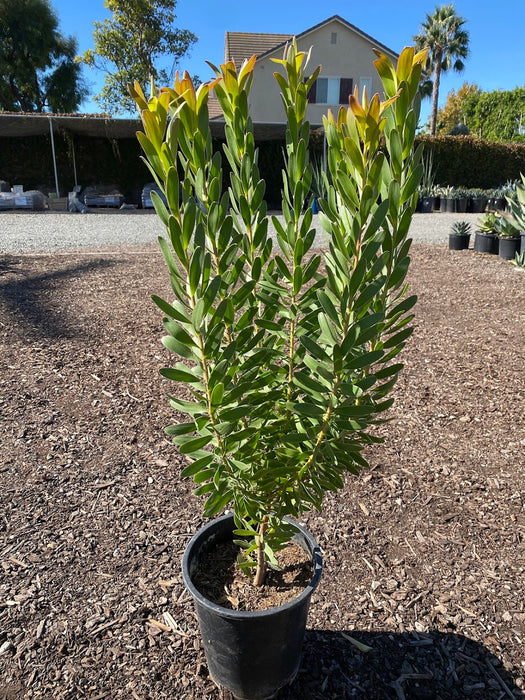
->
<box><xmin>506</xmin><ymin>173</ymin><xmax>525</xmax><ymax>230</ymax></box>
<box><xmin>495</xmin><ymin>213</ymin><xmax>520</xmax><ymax>238</ymax></box>
<box><xmin>511</xmin><ymin>251</ymin><xmax>525</xmax><ymax>268</ymax></box>
<box><xmin>450</xmin><ymin>220</ymin><xmax>471</xmax><ymax>236</ymax></box>
<box><xmin>130</xmin><ymin>42</ymin><xmax>427</xmax><ymax>587</ymax></box>
<box><xmin>477</xmin><ymin>211</ymin><xmax>499</xmax><ymax>234</ymax></box>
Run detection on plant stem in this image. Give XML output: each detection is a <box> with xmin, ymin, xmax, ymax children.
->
<box><xmin>253</xmin><ymin>516</ymin><xmax>268</xmax><ymax>587</ymax></box>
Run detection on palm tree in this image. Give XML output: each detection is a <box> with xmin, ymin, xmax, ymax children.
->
<box><xmin>414</xmin><ymin>4</ymin><xmax>469</xmax><ymax>135</ymax></box>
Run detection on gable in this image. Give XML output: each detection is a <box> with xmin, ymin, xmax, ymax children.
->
<box><xmin>211</xmin><ymin>16</ymin><xmax>399</xmax><ymax>130</ymax></box>
<box><xmin>225</xmin><ymin>32</ymin><xmax>292</xmax><ymax>65</ymax></box>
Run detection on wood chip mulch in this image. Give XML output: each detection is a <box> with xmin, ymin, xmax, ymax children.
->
<box><xmin>0</xmin><ymin>244</ymin><xmax>524</xmax><ymax>699</ymax></box>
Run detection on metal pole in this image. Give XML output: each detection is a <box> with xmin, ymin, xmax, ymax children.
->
<box><xmin>48</xmin><ymin>118</ymin><xmax>60</xmax><ymax>196</ymax></box>
<box><xmin>72</xmin><ymin>138</ymin><xmax>78</xmax><ymax>187</ymax></box>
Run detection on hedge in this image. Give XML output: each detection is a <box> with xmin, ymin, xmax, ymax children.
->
<box><xmin>416</xmin><ymin>135</ymin><xmax>525</xmax><ymax>189</ymax></box>
<box><xmin>2</xmin><ymin>130</ymin><xmax>525</xmax><ymax>204</ymax></box>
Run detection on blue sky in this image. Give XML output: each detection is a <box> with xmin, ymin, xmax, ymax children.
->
<box><xmin>53</xmin><ymin>0</ymin><xmax>525</xmax><ymax>127</ymax></box>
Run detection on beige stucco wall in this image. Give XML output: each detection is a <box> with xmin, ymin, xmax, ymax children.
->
<box><xmin>248</xmin><ymin>19</ymin><xmax>398</xmax><ymax>125</ymax></box>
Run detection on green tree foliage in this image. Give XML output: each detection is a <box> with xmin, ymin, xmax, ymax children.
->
<box><xmin>414</xmin><ymin>4</ymin><xmax>469</xmax><ymax>136</ymax></box>
<box><xmin>0</xmin><ymin>0</ymin><xmax>87</xmax><ymax>112</ymax></box>
<box><xmin>436</xmin><ymin>81</ymin><xmax>480</xmax><ymax>134</ymax></box>
<box><xmin>462</xmin><ymin>87</ymin><xmax>525</xmax><ymax>142</ymax></box>
<box><xmin>80</xmin><ymin>0</ymin><xmax>197</xmax><ymax>115</ymax></box>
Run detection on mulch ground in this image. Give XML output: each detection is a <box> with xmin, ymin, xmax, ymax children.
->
<box><xmin>0</xmin><ymin>243</ymin><xmax>524</xmax><ymax>700</ymax></box>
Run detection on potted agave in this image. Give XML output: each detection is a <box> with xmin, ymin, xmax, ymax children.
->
<box><xmin>130</xmin><ymin>41</ymin><xmax>427</xmax><ymax>700</ymax></box>
<box><xmin>505</xmin><ymin>173</ymin><xmax>525</xmax><ymax>257</ymax></box>
<box><xmin>495</xmin><ymin>213</ymin><xmax>521</xmax><ymax>260</ymax></box>
<box><xmin>474</xmin><ymin>211</ymin><xmax>499</xmax><ymax>254</ymax></box>
<box><xmin>448</xmin><ymin>220</ymin><xmax>472</xmax><ymax>250</ymax></box>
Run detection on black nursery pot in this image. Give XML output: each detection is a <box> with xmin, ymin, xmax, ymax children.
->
<box><xmin>420</xmin><ymin>196</ymin><xmax>434</xmax><ymax>213</ymax></box>
<box><xmin>473</xmin><ymin>231</ymin><xmax>498</xmax><ymax>254</ymax></box>
<box><xmin>182</xmin><ymin>513</ymin><xmax>323</xmax><ymax>700</ymax></box>
<box><xmin>498</xmin><ymin>237</ymin><xmax>521</xmax><ymax>260</ymax></box>
<box><xmin>449</xmin><ymin>234</ymin><xmax>470</xmax><ymax>250</ymax></box>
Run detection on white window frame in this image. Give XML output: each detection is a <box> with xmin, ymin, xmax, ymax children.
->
<box><xmin>316</xmin><ymin>77</ymin><xmax>340</xmax><ymax>105</ymax></box>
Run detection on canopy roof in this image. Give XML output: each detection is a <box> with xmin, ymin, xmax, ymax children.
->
<box><xmin>0</xmin><ymin>112</ymin><xmax>142</xmax><ymax>139</ymax></box>
<box><xmin>0</xmin><ymin>112</ymin><xmax>292</xmax><ymax>141</ymax></box>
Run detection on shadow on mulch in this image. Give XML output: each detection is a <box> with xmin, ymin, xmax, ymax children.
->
<box><xmin>0</xmin><ymin>258</ymin><xmax>116</xmax><ymax>339</ymax></box>
<box><xmin>0</xmin><ymin>255</ymin><xmax>24</xmax><ymax>276</ymax></box>
<box><xmin>277</xmin><ymin>629</ymin><xmax>523</xmax><ymax>699</ymax></box>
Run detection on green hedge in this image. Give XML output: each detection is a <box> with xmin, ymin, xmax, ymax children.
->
<box><xmin>2</xmin><ymin>130</ymin><xmax>525</xmax><ymax>205</ymax></box>
<box><xmin>416</xmin><ymin>135</ymin><xmax>525</xmax><ymax>188</ymax></box>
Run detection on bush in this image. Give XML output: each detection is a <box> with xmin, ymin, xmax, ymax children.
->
<box><xmin>416</xmin><ymin>135</ymin><xmax>525</xmax><ymax>188</ymax></box>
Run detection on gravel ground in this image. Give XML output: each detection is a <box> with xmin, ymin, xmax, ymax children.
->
<box><xmin>0</xmin><ymin>208</ymin><xmax>483</xmax><ymax>254</ymax></box>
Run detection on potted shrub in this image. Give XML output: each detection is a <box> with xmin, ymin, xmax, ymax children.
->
<box><xmin>448</xmin><ymin>220</ymin><xmax>472</xmax><ymax>250</ymax></box>
<box><xmin>495</xmin><ymin>214</ymin><xmax>521</xmax><ymax>260</ymax></box>
<box><xmin>454</xmin><ymin>188</ymin><xmax>469</xmax><ymax>213</ymax></box>
<box><xmin>309</xmin><ymin>156</ymin><xmax>329</xmax><ymax>214</ymax></box>
<box><xmin>417</xmin><ymin>148</ymin><xmax>436</xmax><ymax>212</ymax></box>
<box><xmin>505</xmin><ymin>173</ymin><xmax>525</xmax><ymax>256</ymax></box>
<box><xmin>468</xmin><ymin>188</ymin><xmax>488</xmax><ymax>214</ymax></box>
<box><xmin>417</xmin><ymin>184</ymin><xmax>434</xmax><ymax>212</ymax></box>
<box><xmin>439</xmin><ymin>185</ymin><xmax>456</xmax><ymax>212</ymax></box>
<box><xmin>474</xmin><ymin>211</ymin><xmax>499</xmax><ymax>254</ymax></box>
<box><xmin>130</xmin><ymin>42</ymin><xmax>427</xmax><ymax>700</ymax></box>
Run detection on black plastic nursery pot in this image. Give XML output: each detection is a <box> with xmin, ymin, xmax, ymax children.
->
<box><xmin>520</xmin><ymin>232</ymin><xmax>525</xmax><ymax>255</ymax></box>
<box><xmin>182</xmin><ymin>513</ymin><xmax>323</xmax><ymax>700</ymax></box>
<box><xmin>448</xmin><ymin>234</ymin><xmax>470</xmax><ymax>250</ymax></box>
<box><xmin>473</xmin><ymin>231</ymin><xmax>498</xmax><ymax>254</ymax></box>
<box><xmin>420</xmin><ymin>196</ymin><xmax>434</xmax><ymax>213</ymax></box>
<box><xmin>498</xmin><ymin>236</ymin><xmax>521</xmax><ymax>260</ymax></box>
<box><xmin>470</xmin><ymin>197</ymin><xmax>487</xmax><ymax>214</ymax></box>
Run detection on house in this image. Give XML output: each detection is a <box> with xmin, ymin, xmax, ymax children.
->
<box><xmin>211</xmin><ymin>15</ymin><xmax>399</xmax><ymax>130</ymax></box>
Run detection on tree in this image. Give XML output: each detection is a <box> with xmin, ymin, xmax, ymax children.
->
<box><xmin>414</xmin><ymin>4</ymin><xmax>469</xmax><ymax>136</ymax></box>
<box><xmin>0</xmin><ymin>0</ymin><xmax>87</xmax><ymax>112</ymax></box>
<box><xmin>80</xmin><ymin>0</ymin><xmax>197</xmax><ymax>115</ymax></box>
<box><xmin>462</xmin><ymin>87</ymin><xmax>525</xmax><ymax>142</ymax></box>
<box><xmin>436</xmin><ymin>81</ymin><xmax>480</xmax><ymax>133</ymax></box>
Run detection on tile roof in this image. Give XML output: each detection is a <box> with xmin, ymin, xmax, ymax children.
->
<box><xmin>224</xmin><ymin>32</ymin><xmax>292</xmax><ymax>66</ymax></box>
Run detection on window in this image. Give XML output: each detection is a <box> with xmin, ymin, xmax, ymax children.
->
<box><xmin>359</xmin><ymin>77</ymin><xmax>372</xmax><ymax>100</ymax></box>
<box><xmin>308</xmin><ymin>77</ymin><xmax>353</xmax><ymax>105</ymax></box>
<box><xmin>317</xmin><ymin>78</ymin><xmax>339</xmax><ymax>104</ymax></box>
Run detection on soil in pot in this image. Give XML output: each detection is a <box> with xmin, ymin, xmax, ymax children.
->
<box><xmin>193</xmin><ymin>537</ymin><xmax>313</xmax><ymax>611</ymax></box>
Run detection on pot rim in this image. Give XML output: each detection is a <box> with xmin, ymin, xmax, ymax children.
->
<box><xmin>182</xmin><ymin>513</ymin><xmax>323</xmax><ymax>619</ymax></box>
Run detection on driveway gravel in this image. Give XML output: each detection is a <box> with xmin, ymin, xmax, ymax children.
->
<box><xmin>0</xmin><ymin>208</ymin><xmax>483</xmax><ymax>254</ymax></box>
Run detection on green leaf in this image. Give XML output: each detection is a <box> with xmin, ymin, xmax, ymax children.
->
<box><xmin>169</xmin><ymin>397</ymin><xmax>206</xmax><ymax>416</ymax></box>
<box><xmin>210</xmin><ymin>383</ymin><xmax>224</xmax><ymax>407</ymax></box>
<box><xmin>165</xmin><ymin>422</ymin><xmax>196</xmax><ymax>436</ymax></box>
<box><xmin>152</xmin><ymin>295</ymin><xmax>190</xmax><ymax>323</ymax></box>
<box><xmin>177</xmin><ymin>434</ymin><xmax>214</xmax><ymax>454</ymax></box>
<box><xmin>204</xmin><ymin>490</ymin><xmax>233</xmax><ymax>518</ymax></box>
<box><xmin>292</xmin><ymin>402</ymin><xmax>326</xmax><ymax>417</ymax></box>
<box><xmin>159</xmin><ymin>366</ymin><xmax>200</xmax><ymax>384</ymax></box>
<box><xmin>300</xmin><ymin>334</ymin><xmax>331</xmax><ymax>361</ymax></box>
<box><xmin>161</xmin><ymin>335</ymin><xmax>198</xmax><ymax>360</ymax></box>
<box><xmin>181</xmin><ymin>452</ymin><xmax>215</xmax><ymax>477</ymax></box>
